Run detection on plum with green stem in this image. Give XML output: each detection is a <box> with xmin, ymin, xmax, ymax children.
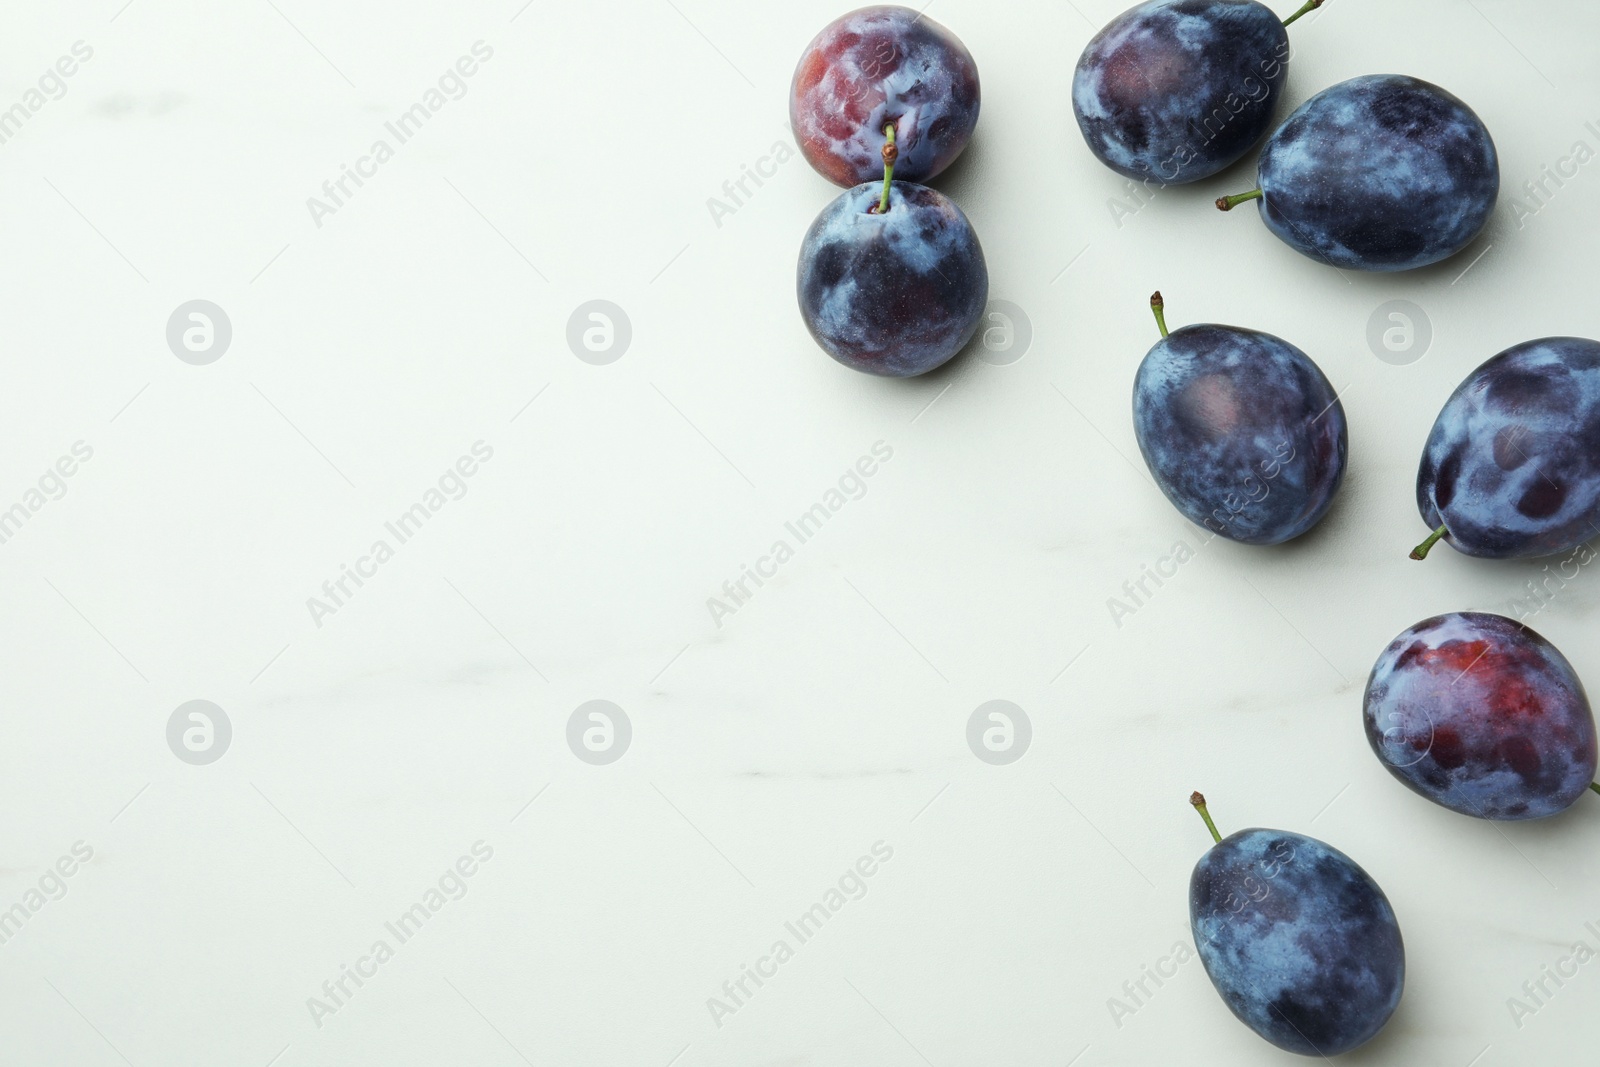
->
<box><xmin>1216</xmin><ymin>74</ymin><xmax>1499</xmax><ymax>271</ymax></box>
<box><xmin>1189</xmin><ymin>792</ymin><xmax>1405</xmax><ymax>1057</ymax></box>
<box><xmin>797</xmin><ymin>128</ymin><xmax>987</xmax><ymax>376</ymax></box>
<box><xmin>1133</xmin><ymin>292</ymin><xmax>1346</xmax><ymax>544</ymax></box>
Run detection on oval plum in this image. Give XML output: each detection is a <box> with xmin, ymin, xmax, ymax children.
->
<box><xmin>1133</xmin><ymin>316</ymin><xmax>1347</xmax><ymax>544</ymax></box>
<box><xmin>1073</xmin><ymin>0</ymin><xmax>1290</xmax><ymax>183</ymax></box>
<box><xmin>1191</xmin><ymin>826</ymin><xmax>1405</xmax><ymax>1056</ymax></box>
<box><xmin>1416</xmin><ymin>337</ymin><xmax>1600</xmax><ymax>560</ymax></box>
<box><xmin>1364</xmin><ymin>612</ymin><xmax>1599</xmax><ymax>820</ymax></box>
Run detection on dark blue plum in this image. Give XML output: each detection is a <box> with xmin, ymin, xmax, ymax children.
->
<box><xmin>791</xmin><ymin>6</ymin><xmax>980</xmax><ymax>188</ymax></box>
<box><xmin>1073</xmin><ymin>0</ymin><xmax>1290</xmax><ymax>183</ymax></box>
<box><xmin>1133</xmin><ymin>305</ymin><xmax>1346</xmax><ymax>544</ymax></box>
<box><xmin>1190</xmin><ymin>814</ymin><xmax>1405</xmax><ymax>1056</ymax></box>
<box><xmin>1234</xmin><ymin>74</ymin><xmax>1499</xmax><ymax>271</ymax></box>
<box><xmin>797</xmin><ymin>181</ymin><xmax>987</xmax><ymax>377</ymax></box>
<box><xmin>1415</xmin><ymin>338</ymin><xmax>1600</xmax><ymax>560</ymax></box>
<box><xmin>1365</xmin><ymin>613</ymin><xmax>1598</xmax><ymax>821</ymax></box>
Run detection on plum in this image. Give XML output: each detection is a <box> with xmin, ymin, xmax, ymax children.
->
<box><xmin>790</xmin><ymin>6</ymin><xmax>980</xmax><ymax>187</ymax></box>
<box><xmin>1072</xmin><ymin>0</ymin><xmax>1307</xmax><ymax>184</ymax></box>
<box><xmin>1217</xmin><ymin>75</ymin><xmax>1499</xmax><ymax>271</ymax></box>
<box><xmin>1189</xmin><ymin>794</ymin><xmax>1405</xmax><ymax>1057</ymax></box>
<box><xmin>1364</xmin><ymin>612</ymin><xmax>1599</xmax><ymax>820</ymax></box>
<box><xmin>1132</xmin><ymin>293</ymin><xmax>1346</xmax><ymax>544</ymax></box>
<box><xmin>1413</xmin><ymin>337</ymin><xmax>1600</xmax><ymax>561</ymax></box>
<box><xmin>797</xmin><ymin>180</ymin><xmax>987</xmax><ymax>377</ymax></box>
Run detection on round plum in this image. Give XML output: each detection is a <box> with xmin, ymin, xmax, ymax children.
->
<box><xmin>1189</xmin><ymin>796</ymin><xmax>1405</xmax><ymax>1057</ymax></box>
<box><xmin>1414</xmin><ymin>338</ymin><xmax>1600</xmax><ymax>561</ymax></box>
<box><xmin>790</xmin><ymin>6</ymin><xmax>980</xmax><ymax>187</ymax></box>
<box><xmin>1072</xmin><ymin>0</ymin><xmax>1292</xmax><ymax>184</ymax></box>
<box><xmin>1364</xmin><ymin>612</ymin><xmax>1599</xmax><ymax>820</ymax></box>
<box><xmin>1132</xmin><ymin>295</ymin><xmax>1347</xmax><ymax>544</ymax></box>
<box><xmin>797</xmin><ymin>181</ymin><xmax>987</xmax><ymax>377</ymax></box>
<box><xmin>1220</xmin><ymin>74</ymin><xmax>1499</xmax><ymax>271</ymax></box>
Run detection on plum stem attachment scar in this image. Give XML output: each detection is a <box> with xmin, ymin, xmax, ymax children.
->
<box><xmin>875</xmin><ymin>124</ymin><xmax>898</xmax><ymax>214</ymax></box>
<box><xmin>1282</xmin><ymin>0</ymin><xmax>1323</xmax><ymax>28</ymax></box>
<box><xmin>1216</xmin><ymin>188</ymin><xmax>1264</xmax><ymax>212</ymax></box>
<box><xmin>1150</xmin><ymin>291</ymin><xmax>1169</xmax><ymax>338</ymax></box>
<box><xmin>1410</xmin><ymin>523</ymin><xmax>1449</xmax><ymax>561</ymax></box>
<box><xmin>1191</xmin><ymin>791</ymin><xmax>1223</xmax><ymax>844</ymax></box>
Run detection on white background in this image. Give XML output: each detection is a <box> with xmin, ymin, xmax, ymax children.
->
<box><xmin>1</xmin><ymin>0</ymin><xmax>1598</xmax><ymax>1063</ymax></box>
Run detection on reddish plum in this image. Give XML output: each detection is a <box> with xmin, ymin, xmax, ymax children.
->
<box><xmin>790</xmin><ymin>6</ymin><xmax>980</xmax><ymax>187</ymax></box>
<box><xmin>1364</xmin><ymin>612</ymin><xmax>1599</xmax><ymax>820</ymax></box>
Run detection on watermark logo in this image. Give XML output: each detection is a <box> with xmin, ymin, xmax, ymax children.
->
<box><xmin>1508</xmin><ymin>121</ymin><xmax>1600</xmax><ymax>231</ymax></box>
<box><xmin>966</xmin><ymin>700</ymin><xmax>1031</xmax><ymax>765</ymax></box>
<box><xmin>0</xmin><ymin>441</ymin><xmax>94</xmax><ymax>548</ymax></box>
<box><xmin>306</xmin><ymin>841</ymin><xmax>494</xmax><ymax>1028</ymax></box>
<box><xmin>0</xmin><ymin>41</ymin><xmax>93</xmax><ymax>148</ymax></box>
<box><xmin>306</xmin><ymin>441</ymin><xmax>495</xmax><ymax>628</ymax></box>
<box><xmin>167</xmin><ymin>700</ymin><xmax>231</xmax><ymax>765</ymax></box>
<box><xmin>567</xmin><ymin>300</ymin><xmax>631</xmax><ymax>365</ymax></box>
<box><xmin>305</xmin><ymin>42</ymin><xmax>494</xmax><ymax>229</ymax></box>
<box><xmin>1107</xmin><ymin>538</ymin><xmax>1201</xmax><ymax>629</ymax></box>
<box><xmin>1507</xmin><ymin>540</ymin><xmax>1599</xmax><ymax>624</ymax></box>
<box><xmin>1376</xmin><ymin>703</ymin><xmax>1433</xmax><ymax>769</ymax></box>
<box><xmin>0</xmin><ymin>840</ymin><xmax>94</xmax><ymax>949</ymax></box>
<box><xmin>1367</xmin><ymin>300</ymin><xmax>1431</xmax><ymax>366</ymax></box>
<box><xmin>1507</xmin><ymin>918</ymin><xmax>1600</xmax><ymax>1030</ymax></box>
<box><xmin>707</xmin><ymin>441</ymin><xmax>893</xmax><ymax>628</ymax></box>
<box><xmin>167</xmin><ymin>300</ymin><xmax>232</xmax><ymax>365</ymax></box>
<box><xmin>974</xmin><ymin>300</ymin><xmax>1032</xmax><ymax>366</ymax></box>
<box><xmin>567</xmin><ymin>700</ymin><xmax>631</xmax><ymax>765</ymax></box>
<box><xmin>1106</xmin><ymin>940</ymin><xmax>1196</xmax><ymax>1029</ymax></box>
<box><xmin>706</xmin><ymin>139</ymin><xmax>796</xmax><ymax>228</ymax></box>
<box><xmin>707</xmin><ymin>841</ymin><xmax>893</xmax><ymax>1029</ymax></box>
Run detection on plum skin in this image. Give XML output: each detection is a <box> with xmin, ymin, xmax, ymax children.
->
<box><xmin>1418</xmin><ymin>338</ymin><xmax>1600</xmax><ymax>560</ymax></box>
<box><xmin>1364</xmin><ymin>612</ymin><xmax>1599</xmax><ymax>820</ymax></box>
<box><xmin>1253</xmin><ymin>74</ymin><xmax>1499</xmax><ymax>271</ymax></box>
<box><xmin>1191</xmin><ymin>828</ymin><xmax>1404</xmax><ymax>1057</ymax></box>
<box><xmin>1073</xmin><ymin>0</ymin><xmax>1290</xmax><ymax>183</ymax></box>
<box><xmin>790</xmin><ymin>5</ymin><xmax>980</xmax><ymax>187</ymax></box>
<box><xmin>797</xmin><ymin>181</ymin><xmax>987</xmax><ymax>378</ymax></box>
<box><xmin>1132</xmin><ymin>324</ymin><xmax>1347</xmax><ymax>544</ymax></box>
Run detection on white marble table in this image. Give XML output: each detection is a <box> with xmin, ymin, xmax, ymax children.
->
<box><xmin>1</xmin><ymin>0</ymin><xmax>1598</xmax><ymax>1063</ymax></box>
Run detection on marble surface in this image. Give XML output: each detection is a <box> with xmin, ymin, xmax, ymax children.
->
<box><xmin>2</xmin><ymin>0</ymin><xmax>1599</xmax><ymax>1063</ymax></box>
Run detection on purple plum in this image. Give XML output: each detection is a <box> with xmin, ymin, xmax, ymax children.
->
<box><xmin>797</xmin><ymin>180</ymin><xmax>987</xmax><ymax>377</ymax></box>
<box><xmin>1073</xmin><ymin>0</ymin><xmax>1300</xmax><ymax>184</ymax></box>
<box><xmin>1189</xmin><ymin>794</ymin><xmax>1405</xmax><ymax>1057</ymax></box>
<box><xmin>791</xmin><ymin>6</ymin><xmax>980</xmax><ymax>187</ymax></box>
<box><xmin>1132</xmin><ymin>294</ymin><xmax>1347</xmax><ymax>544</ymax></box>
<box><xmin>1219</xmin><ymin>74</ymin><xmax>1499</xmax><ymax>271</ymax></box>
<box><xmin>1364</xmin><ymin>612</ymin><xmax>1599</xmax><ymax>820</ymax></box>
<box><xmin>1414</xmin><ymin>338</ymin><xmax>1600</xmax><ymax>561</ymax></box>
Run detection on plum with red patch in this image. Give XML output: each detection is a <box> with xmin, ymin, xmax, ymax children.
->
<box><xmin>1363</xmin><ymin>612</ymin><xmax>1598</xmax><ymax>820</ymax></box>
<box><xmin>790</xmin><ymin>6</ymin><xmax>980</xmax><ymax>187</ymax></box>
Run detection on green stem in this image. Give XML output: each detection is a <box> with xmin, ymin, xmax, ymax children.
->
<box><xmin>1191</xmin><ymin>792</ymin><xmax>1223</xmax><ymax>845</ymax></box>
<box><xmin>1216</xmin><ymin>189</ymin><xmax>1264</xmax><ymax>212</ymax></box>
<box><xmin>1151</xmin><ymin>291</ymin><xmax>1169</xmax><ymax>339</ymax></box>
<box><xmin>1410</xmin><ymin>524</ymin><xmax>1449</xmax><ymax>561</ymax></box>
<box><xmin>876</xmin><ymin>124</ymin><xmax>897</xmax><ymax>214</ymax></box>
<box><xmin>1282</xmin><ymin>0</ymin><xmax>1323</xmax><ymax>27</ymax></box>
<box><xmin>1589</xmin><ymin>782</ymin><xmax>1600</xmax><ymax>798</ymax></box>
